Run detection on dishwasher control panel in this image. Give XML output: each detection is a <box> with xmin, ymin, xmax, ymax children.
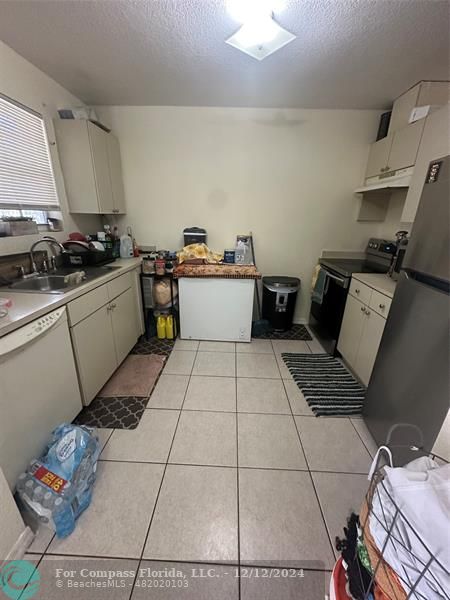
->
<box><xmin>0</xmin><ymin>307</ymin><xmax>66</xmax><ymax>357</ymax></box>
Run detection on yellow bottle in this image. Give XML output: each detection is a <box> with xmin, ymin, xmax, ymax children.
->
<box><xmin>157</xmin><ymin>315</ymin><xmax>166</xmax><ymax>339</ymax></box>
<box><xmin>166</xmin><ymin>314</ymin><xmax>174</xmax><ymax>339</ymax></box>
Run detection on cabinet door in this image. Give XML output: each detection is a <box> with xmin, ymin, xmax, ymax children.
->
<box><xmin>53</xmin><ymin>120</ymin><xmax>99</xmax><ymax>213</ymax></box>
<box><xmin>354</xmin><ymin>310</ymin><xmax>386</xmax><ymax>386</ymax></box>
<box><xmin>401</xmin><ymin>106</ymin><xmax>450</xmax><ymax>223</ymax></box>
<box><xmin>337</xmin><ymin>294</ymin><xmax>366</xmax><ymax>369</ymax></box>
<box><xmin>87</xmin><ymin>122</ymin><xmax>114</xmax><ymax>214</ymax></box>
<box><xmin>71</xmin><ymin>305</ymin><xmax>117</xmax><ymax>404</ymax></box>
<box><xmin>110</xmin><ymin>287</ymin><xmax>139</xmax><ymax>364</ymax></box>
<box><xmin>387</xmin><ymin>119</ymin><xmax>425</xmax><ymax>172</ymax></box>
<box><xmin>107</xmin><ymin>134</ymin><xmax>126</xmax><ymax>214</ymax></box>
<box><xmin>365</xmin><ymin>135</ymin><xmax>392</xmax><ymax>178</ymax></box>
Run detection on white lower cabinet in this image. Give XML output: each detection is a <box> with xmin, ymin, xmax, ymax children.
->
<box><xmin>353</xmin><ymin>309</ymin><xmax>386</xmax><ymax>386</ymax></box>
<box><xmin>69</xmin><ymin>271</ymin><xmax>141</xmax><ymax>405</ymax></box>
<box><xmin>71</xmin><ymin>304</ymin><xmax>118</xmax><ymax>403</ymax></box>
<box><xmin>338</xmin><ymin>279</ymin><xmax>391</xmax><ymax>386</ymax></box>
<box><xmin>338</xmin><ymin>294</ymin><xmax>367</xmax><ymax>369</ymax></box>
<box><xmin>110</xmin><ymin>287</ymin><xmax>139</xmax><ymax>364</ymax></box>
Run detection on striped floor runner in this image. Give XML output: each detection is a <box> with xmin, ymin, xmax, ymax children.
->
<box><xmin>281</xmin><ymin>353</ymin><xmax>365</xmax><ymax>416</ymax></box>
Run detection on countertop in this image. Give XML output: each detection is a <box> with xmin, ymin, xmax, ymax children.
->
<box><xmin>0</xmin><ymin>257</ymin><xmax>142</xmax><ymax>338</ymax></box>
<box><xmin>352</xmin><ymin>272</ymin><xmax>397</xmax><ymax>298</ymax></box>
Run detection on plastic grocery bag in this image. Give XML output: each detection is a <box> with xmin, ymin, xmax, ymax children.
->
<box><xmin>16</xmin><ymin>424</ymin><xmax>100</xmax><ymax>538</ymax></box>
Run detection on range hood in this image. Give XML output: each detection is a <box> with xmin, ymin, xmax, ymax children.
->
<box><xmin>355</xmin><ymin>167</ymin><xmax>413</xmax><ymax>194</ymax></box>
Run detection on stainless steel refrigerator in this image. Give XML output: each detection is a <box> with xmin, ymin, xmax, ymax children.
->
<box><xmin>363</xmin><ymin>155</ymin><xmax>450</xmax><ymax>465</ymax></box>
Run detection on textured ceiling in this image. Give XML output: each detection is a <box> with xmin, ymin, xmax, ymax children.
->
<box><xmin>0</xmin><ymin>0</ymin><xmax>449</xmax><ymax>109</ymax></box>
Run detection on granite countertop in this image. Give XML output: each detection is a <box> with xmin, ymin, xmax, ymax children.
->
<box><xmin>352</xmin><ymin>272</ymin><xmax>397</xmax><ymax>298</ymax></box>
<box><xmin>0</xmin><ymin>257</ymin><xmax>142</xmax><ymax>338</ymax></box>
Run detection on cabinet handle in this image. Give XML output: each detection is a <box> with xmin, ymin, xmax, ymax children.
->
<box><xmin>366</xmin><ymin>310</ymin><xmax>371</xmax><ymax>316</ymax></box>
<box><xmin>110</xmin><ymin>303</ymin><xmax>117</xmax><ymax>309</ymax></box>
<box><xmin>379</xmin><ymin>303</ymin><xmax>385</xmax><ymax>309</ymax></box>
<box><xmin>360</xmin><ymin>306</ymin><xmax>366</xmax><ymax>312</ymax></box>
<box><xmin>355</xmin><ymin>288</ymin><xmax>360</xmax><ymax>294</ymax></box>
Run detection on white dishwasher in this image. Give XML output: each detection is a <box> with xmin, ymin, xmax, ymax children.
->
<box><xmin>0</xmin><ymin>307</ymin><xmax>82</xmax><ymax>490</ymax></box>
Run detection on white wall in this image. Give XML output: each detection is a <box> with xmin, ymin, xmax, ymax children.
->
<box><xmin>0</xmin><ymin>41</ymin><xmax>102</xmax><ymax>256</ymax></box>
<box><xmin>98</xmin><ymin>106</ymin><xmax>382</xmax><ymax>321</ymax></box>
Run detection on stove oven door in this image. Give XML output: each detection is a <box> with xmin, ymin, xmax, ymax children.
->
<box><xmin>309</xmin><ymin>269</ymin><xmax>349</xmax><ymax>355</ymax></box>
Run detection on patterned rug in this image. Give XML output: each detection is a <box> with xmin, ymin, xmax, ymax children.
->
<box><xmin>131</xmin><ymin>335</ymin><xmax>175</xmax><ymax>356</ymax></box>
<box><xmin>282</xmin><ymin>353</ymin><xmax>365</xmax><ymax>416</ymax></box>
<box><xmin>253</xmin><ymin>324</ymin><xmax>312</xmax><ymax>341</ymax></box>
<box><xmin>98</xmin><ymin>354</ymin><xmax>165</xmax><ymax>397</ymax></box>
<box><xmin>73</xmin><ymin>337</ymin><xmax>175</xmax><ymax>429</ymax></box>
<box><xmin>74</xmin><ymin>396</ymin><xmax>149</xmax><ymax>429</ymax></box>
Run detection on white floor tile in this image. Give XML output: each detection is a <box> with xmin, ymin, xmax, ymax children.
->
<box><xmin>198</xmin><ymin>341</ymin><xmax>236</xmax><ymax>352</ymax></box>
<box><xmin>174</xmin><ymin>339</ymin><xmax>199</xmax><ymax>351</ymax></box>
<box><xmin>271</xmin><ymin>340</ymin><xmax>311</xmax><ymax>355</ymax></box>
<box><xmin>164</xmin><ymin>351</ymin><xmax>196</xmax><ymax>375</ymax></box>
<box><xmin>239</xmin><ymin>469</ymin><xmax>334</xmax><ymax>569</ymax></box>
<box><xmin>101</xmin><ymin>410</ymin><xmax>179</xmax><ymax>463</ymax></box>
<box><xmin>295</xmin><ymin>417</ymin><xmax>372</xmax><ymax>474</ymax></box>
<box><xmin>236</xmin><ymin>339</ymin><xmax>274</xmax><ymax>354</ymax></box>
<box><xmin>144</xmin><ymin>464</ymin><xmax>238</xmax><ymax>563</ymax></box>
<box><xmin>237</xmin><ymin>354</ymin><xmax>280</xmax><ymax>379</ymax></box>
<box><xmin>132</xmin><ymin>562</ymin><xmax>239</xmax><ymax>599</ymax></box>
<box><xmin>183</xmin><ymin>375</ymin><xmax>236</xmax><ymax>412</ymax></box>
<box><xmin>169</xmin><ymin>411</ymin><xmax>237</xmax><ymax>466</ymax></box>
<box><xmin>284</xmin><ymin>380</ymin><xmax>314</xmax><ymax>416</ymax></box>
<box><xmin>146</xmin><ymin>374</ymin><xmax>189</xmax><ymax>409</ymax></box>
<box><xmin>237</xmin><ymin>378</ymin><xmax>290</xmax><ymax>414</ymax></box>
<box><xmin>192</xmin><ymin>352</ymin><xmax>236</xmax><ymax>377</ymax></box>
<box><xmin>48</xmin><ymin>461</ymin><xmax>164</xmax><ymax>558</ymax></box>
<box><xmin>238</xmin><ymin>413</ymin><xmax>307</xmax><ymax>470</ymax></box>
<box><xmin>350</xmin><ymin>417</ymin><xmax>379</xmax><ymax>458</ymax></box>
<box><xmin>33</xmin><ymin>556</ymin><xmax>137</xmax><ymax>599</ymax></box>
<box><xmin>312</xmin><ymin>471</ymin><xmax>369</xmax><ymax>557</ymax></box>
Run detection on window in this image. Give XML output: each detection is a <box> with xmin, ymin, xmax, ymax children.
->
<box><xmin>0</xmin><ymin>94</ymin><xmax>62</xmax><ymax>232</ymax></box>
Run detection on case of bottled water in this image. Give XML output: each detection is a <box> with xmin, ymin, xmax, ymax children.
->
<box><xmin>16</xmin><ymin>424</ymin><xmax>101</xmax><ymax>538</ymax></box>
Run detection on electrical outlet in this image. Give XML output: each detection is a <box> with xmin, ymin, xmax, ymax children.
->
<box><xmin>239</xmin><ymin>328</ymin><xmax>246</xmax><ymax>339</ymax></box>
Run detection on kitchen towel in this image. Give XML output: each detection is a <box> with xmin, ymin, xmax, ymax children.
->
<box><xmin>311</xmin><ymin>265</ymin><xmax>328</xmax><ymax>305</ymax></box>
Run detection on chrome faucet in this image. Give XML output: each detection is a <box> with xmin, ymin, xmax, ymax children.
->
<box><xmin>29</xmin><ymin>237</ymin><xmax>67</xmax><ymax>274</ymax></box>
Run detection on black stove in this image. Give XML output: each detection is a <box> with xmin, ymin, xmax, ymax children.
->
<box><xmin>319</xmin><ymin>258</ymin><xmax>387</xmax><ymax>279</ymax></box>
<box><xmin>309</xmin><ymin>238</ymin><xmax>396</xmax><ymax>355</ymax></box>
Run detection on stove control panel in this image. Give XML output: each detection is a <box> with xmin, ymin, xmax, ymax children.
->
<box><xmin>366</xmin><ymin>238</ymin><xmax>396</xmax><ymax>256</ymax></box>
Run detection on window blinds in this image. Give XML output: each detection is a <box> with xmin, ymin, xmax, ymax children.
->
<box><xmin>0</xmin><ymin>94</ymin><xmax>60</xmax><ymax>211</ymax></box>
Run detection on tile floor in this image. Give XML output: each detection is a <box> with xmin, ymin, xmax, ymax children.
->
<box><xmin>26</xmin><ymin>329</ymin><xmax>378</xmax><ymax>599</ymax></box>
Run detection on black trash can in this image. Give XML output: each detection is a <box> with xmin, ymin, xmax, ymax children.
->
<box><xmin>262</xmin><ymin>276</ymin><xmax>300</xmax><ymax>331</ymax></box>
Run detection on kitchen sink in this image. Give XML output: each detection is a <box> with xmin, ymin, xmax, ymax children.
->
<box><xmin>10</xmin><ymin>275</ymin><xmax>72</xmax><ymax>293</ymax></box>
<box><xmin>7</xmin><ymin>265</ymin><xmax>122</xmax><ymax>294</ymax></box>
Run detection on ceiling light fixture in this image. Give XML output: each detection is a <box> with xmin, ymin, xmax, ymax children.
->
<box><xmin>225</xmin><ymin>0</ymin><xmax>295</xmax><ymax>61</ymax></box>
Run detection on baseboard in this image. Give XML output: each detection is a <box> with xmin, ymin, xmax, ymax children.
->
<box><xmin>2</xmin><ymin>526</ymin><xmax>34</xmax><ymax>564</ymax></box>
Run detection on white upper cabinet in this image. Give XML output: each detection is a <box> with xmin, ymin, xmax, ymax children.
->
<box><xmin>365</xmin><ymin>120</ymin><xmax>424</xmax><ymax>178</ymax></box>
<box><xmin>389</xmin><ymin>81</ymin><xmax>450</xmax><ymax>134</ymax></box>
<box><xmin>54</xmin><ymin>119</ymin><xmax>126</xmax><ymax>215</ymax></box>
<box><xmin>401</xmin><ymin>105</ymin><xmax>450</xmax><ymax>223</ymax></box>
<box><xmin>106</xmin><ymin>133</ymin><xmax>126</xmax><ymax>214</ymax></box>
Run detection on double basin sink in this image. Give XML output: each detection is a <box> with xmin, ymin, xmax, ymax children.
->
<box><xmin>8</xmin><ymin>265</ymin><xmax>121</xmax><ymax>294</ymax></box>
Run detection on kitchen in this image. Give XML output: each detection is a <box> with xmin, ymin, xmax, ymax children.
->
<box><xmin>0</xmin><ymin>1</ymin><xmax>449</xmax><ymax>598</ymax></box>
